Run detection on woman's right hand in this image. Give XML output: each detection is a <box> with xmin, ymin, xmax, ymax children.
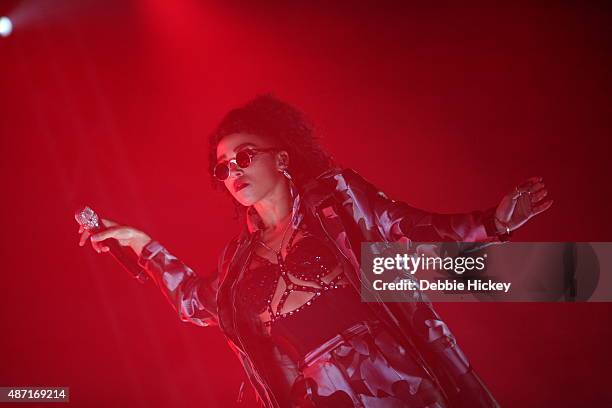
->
<box><xmin>78</xmin><ymin>219</ymin><xmax>152</xmax><ymax>257</ymax></box>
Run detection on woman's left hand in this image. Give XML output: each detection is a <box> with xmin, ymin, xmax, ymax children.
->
<box><xmin>494</xmin><ymin>176</ymin><xmax>553</xmax><ymax>233</ymax></box>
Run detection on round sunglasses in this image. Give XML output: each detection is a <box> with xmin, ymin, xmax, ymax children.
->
<box><xmin>214</xmin><ymin>147</ymin><xmax>278</xmax><ymax>181</ymax></box>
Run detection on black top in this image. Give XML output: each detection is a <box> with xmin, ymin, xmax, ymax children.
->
<box><xmin>236</xmin><ymin>214</ymin><xmax>377</xmax><ymax>362</ymax></box>
<box><xmin>270</xmin><ymin>286</ymin><xmax>376</xmax><ymax>361</ymax></box>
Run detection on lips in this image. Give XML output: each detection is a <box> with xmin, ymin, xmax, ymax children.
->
<box><xmin>233</xmin><ymin>179</ymin><xmax>249</xmax><ymax>192</ymax></box>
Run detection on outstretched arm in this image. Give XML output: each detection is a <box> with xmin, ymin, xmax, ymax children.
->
<box><xmin>333</xmin><ymin>168</ymin><xmax>501</xmax><ymax>244</ymax></box>
<box><xmin>138</xmin><ymin>241</ymin><xmax>220</xmax><ymax>327</ymax></box>
<box><xmin>79</xmin><ymin>219</ymin><xmax>229</xmax><ymax>328</ymax></box>
<box><xmin>330</xmin><ymin>169</ymin><xmax>553</xmax><ymax>407</ymax></box>
<box><xmin>335</xmin><ymin>168</ymin><xmax>551</xmax><ymax>244</ymax></box>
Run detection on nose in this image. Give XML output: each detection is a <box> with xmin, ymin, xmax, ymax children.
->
<box><xmin>228</xmin><ymin>161</ymin><xmax>243</xmax><ymax>178</ymax></box>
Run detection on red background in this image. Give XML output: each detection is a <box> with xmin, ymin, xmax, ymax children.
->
<box><xmin>1</xmin><ymin>1</ymin><xmax>611</xmax><ymax>406</ymax></box>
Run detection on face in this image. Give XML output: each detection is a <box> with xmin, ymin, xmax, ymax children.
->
<box><xmin>215</xmin><ymin>132</ymin><xmax>288</xmax><ymax>206</ymax></box>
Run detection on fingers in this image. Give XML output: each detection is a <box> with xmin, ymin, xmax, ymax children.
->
<box><xmin>91</xmin><ymin>241</ymin><xmax>110</xmax><ymax>253</ymax></box>
<box><xmin>513</xmin><ymin>176</ymin><xmax>545</xmax><ymax>199</ymax></box>
<box><xmin>519</xmin><ymin>176</ymin><xmax>544</xmax><ymax>188</ymax></box>
<box><xmin>79</xmin><ymin>229</ymin><xmax>91</xmax><ymax>247</ymax></box>
<box><xmin>91</xmin><ymin>227</ymin><xmax>124</xmax><ymax>242</ymax></box>
<box><xmin>528</xmin><ymin>182</ymin><xmax>545</xmax><ymax>194</ymax></box>
<box><xmin>89</xmin><ymin>229</ymin><xmax>113</xmax><ymax>253</ymax></box>
<box><xmin>77</xmin><ymin>222</ymin><xmax>117</xmax><ymax>253</ymax></box>
<box><xmin>90</xmin><ymin>228</ymin><xmax>121</xmax><ymax>253</ymax></box>
<box><xmin>101</xmin><ymin>218</ymin><xmax>119</xmax><ymax>228</ymax></box>
<box><xmin>531</xmin><ymin>188</ymin><xmax>548</xmax><ymax>203</ymax></box>
<box><xmin>91</xmin><ymin>239</ymin><xmax>110</xmax><ymax>254</ymax></box>
<box><xmin>533</xmin><ymin>199</ymin><xmax>553</xmax><ymax>215</ymax></box>
<box><xmin>516</xmin><ymin>176</ymin><xmax>542</xmax><ymax>191</ymax></box>
<box><xmin>520</xmin><ymin>177</ymin><xmax>551</xmax><ymax>207</ymax></box>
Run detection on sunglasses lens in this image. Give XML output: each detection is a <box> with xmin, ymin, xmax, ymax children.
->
<box><xmin>236</xmin><ymin>150</ymin><xmax>252</xmax><ymax>168</ymax></box>
<box><xmin>214</xmin><ymin>150</ymin><xmax>258</xmax><ymax>180</ymax></box>
<box><xmin>214</xmin><ymin>163</ymin><xmax>229</xmax><ymax>181</ymax></box>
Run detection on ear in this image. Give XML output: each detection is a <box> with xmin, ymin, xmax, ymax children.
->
<box><xmin>276</xmin><ymin>150</ymin><xmax>290</xmax><ymax>169</ymax></box>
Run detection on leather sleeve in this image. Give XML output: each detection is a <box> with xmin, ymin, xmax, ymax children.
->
<box><xmin>335</xmin><ymin>168</ymin><xmax>502</xmax><ymax>245</ymax></box>
<box><xmin>137</xmin><ymin>240</ymin><xmax>221</xmax><ymax>327</ymax></box>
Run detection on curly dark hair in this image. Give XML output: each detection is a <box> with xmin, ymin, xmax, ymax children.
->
<box><xmin>208</xmin><ymin>94</ymin><xmax>335</xmax><ymax>196</ymax></box>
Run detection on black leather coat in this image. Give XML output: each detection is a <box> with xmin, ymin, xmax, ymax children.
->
<box><xmin>139</xmin><ymin>168</ymin><xmax>501</xmax><ymax>407</ymax></box>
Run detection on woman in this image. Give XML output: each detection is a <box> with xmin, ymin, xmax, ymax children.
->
<box><xmin>78</xmin><ymin>95</ymin><xmax>552</xmax><ymax>407</ymax></box>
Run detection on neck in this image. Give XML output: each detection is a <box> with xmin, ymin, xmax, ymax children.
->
<box><xmin>253</xmin><ymin>180</ymin><xmax>293</xmax><ymax>232</ymax></box>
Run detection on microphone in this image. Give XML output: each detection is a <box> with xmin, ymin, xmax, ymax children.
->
<box><xmin>75</xmin><ymin>206</ymin><xmax>149</xmax><ymax>284</ymax></box>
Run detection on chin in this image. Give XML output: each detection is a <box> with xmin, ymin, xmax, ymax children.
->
<box><xmin>232</xmin><ymin>190</ymin><xmax>259</xmax><ymax>207</ymax></box>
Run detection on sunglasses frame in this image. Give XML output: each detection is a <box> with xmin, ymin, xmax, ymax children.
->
<box><xmin>214</xmin><ymin>147</ymin><xmax>279</xmax><ymax>181</ymax></box>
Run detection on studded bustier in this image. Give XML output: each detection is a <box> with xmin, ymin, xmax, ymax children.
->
<box><xmin>236</xmin><ymin>219</ymin><xmax>351</xmax><ymax>328</ymax></box>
